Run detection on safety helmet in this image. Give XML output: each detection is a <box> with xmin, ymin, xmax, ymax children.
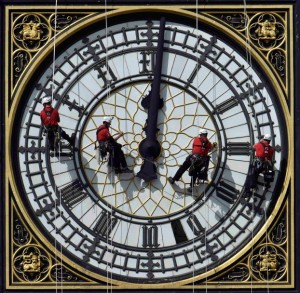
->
<box><xmin>103</xmin><ymin>116</ymin><xmax>113</xmax><ymax>124</ymax></box>
<box><xmin>199</xmin><ymin>129</ymin><xmax>208</xmax><ymax>136</ymax></box>
<box><xmin>263</xmin><ymin>134</ymin><xmax>271</xmax><ymax>141</ymax></box>
<box><xmin>42</xmin><ymin>97</ymin><xmax>51</xmax><ymax>105</ymax></box>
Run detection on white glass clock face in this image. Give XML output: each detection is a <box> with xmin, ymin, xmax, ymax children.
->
<box><xmin>13</xmin><ymin>13</ymin><xmax>288</xmax><ymax>284</ymax></box>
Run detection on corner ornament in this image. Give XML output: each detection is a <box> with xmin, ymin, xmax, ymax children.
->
<box><xmin>249</xmin><ymin>244</ymin><xmax>287</xmax><ymax>281</ymax></box>
<box><xmin>13</xmin><ymin>245</ymin><xmax>51</xmax><ymax>282</ymax></box>
<box><xmin>21</xmin><ymin>21</ymin><xmax>41</xmax><ymax>41</ymax></box>
<box><xmin>13</xmin><ymin>14</ymin><xmax>51</xmax><ymax>51</ymax></box>
<box><xmin>249</xmin><ymin>13</ymin><xmax>285</xmax><ymax>50</ymax></box>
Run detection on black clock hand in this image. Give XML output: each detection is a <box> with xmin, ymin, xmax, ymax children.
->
<box><xmin>137</xmin><ymin>17</ymin><xmax>165</xmax><ymax>182</ymax></box>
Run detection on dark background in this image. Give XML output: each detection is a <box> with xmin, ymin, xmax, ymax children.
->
<box><xmin>0</xmin><ymin>0</ymin><xmax>299</xmax><ymax>292</ymax></box>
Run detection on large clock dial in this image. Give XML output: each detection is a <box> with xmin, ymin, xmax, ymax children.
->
<box><xmin>11</xmin><ymin>10</ymin><xmax>289</xmax><ymax>285</ymax></box>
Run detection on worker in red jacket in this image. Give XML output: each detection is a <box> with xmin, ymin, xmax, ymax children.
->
<box><xmin>244</xmin><ymin>134</ymin><xmax>275</xmax><ymax>195</ymax></box>
<box><xmin>168</xmin><ymin>129</ymin><xmax>216</xmax><ymax>192</ymax></box>
<box><xmin>40</xmin><ymin>97</ymin><xmax>74</xmax><ymax>152</ymax></box>
<box><xmin>96</xmin><ymin>116</ymin><xmax>132</xmax><ymax>174</ymax></box>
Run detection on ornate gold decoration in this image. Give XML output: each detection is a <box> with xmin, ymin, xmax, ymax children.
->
<box><xmin>49</xmin><ymin>13</ymin><xmax>80</xmax><ymax>32</ymax></box>
<box><xmin>22</xmin><ymin>252</ymin><xmax>41</xmax><ymax>272</ymax></box>
<box><xmin>13</xmin><ymin>245</ymin><xmax>51</xmax><ymax>282</ymax></box>
<box><xmin>204</xmin><ymin>202</ymin><xmax>289</xmax><ymax>285</ymax></box>
<box><xmin>12</xmin><ymin>50</ymin><xmax>31</xmax><ymax>84</ymax></box>
<box><xmin>270</xmin><ymin>209</ymin><xmax>287</xmax><ymax>245</ymax></box>
<box><xmin>20</xmin><ymin>21</ymin><xmax>41</xmax><ymax>41</ymax></box>
<box><xmin>13</xmin><ymin>14</ymin><xmax>50</xmax><ymax>51</ymax></box>
<box><xmin>249</xmin><ymin>13</ymin><xmax>285</xmax><ymax>50</ymax></box>
<box><xmin>212</xmin><ymin>11</ymin><xmax>288</xmax><ymax>87</ymax></box>
<box><xmin>13</xmin><ymin>217</ymin><xmax>31</xmax><ymax>247</ymax></box>
<box><xmin>49</xmin><ymin>264</ymin><xmax>80</xmax><ymax>282</ymax></box>
<box><xmin>255</xmin><ymin>19</ymin><xmax>277</xmax><ymax>41</ymax></box>
<box><xmin>268</xmin><ymin>48</ymin><xmax>286</xmax><ymax>79</ymax></box>
<box><xmin>220</xmin><ymin>13</ymin><xmax>249</xmax><ymax>31</ymax></box>
<box><xmin>250</xmin><ymin>244</ymin><xmax>287</xmax><ymax>281</ymax></box>
<box><xmin>248</xmin><ymin>10</ymin><xmax>288</xmax><ymax>87</ymax></box>
<box><xmin>258</xmin><ymin>251</ymin><xmax>278</xmax><ymax>272</ymax></box>
<box><xmin>10</xmin><ymin>205</ymin><xmax>97</xmax><ymax>285</ymax></box>
<box><xmin>8</xmin><ymin>9</ymin><xmax>289</xmax><ymax>90</ymax></box>
<box><xmin>9</xmin><ymin>12</ymin><xmax>88</xmax><ymax>89</ymax></box>
<box><xmin>217</xmin><ymin>264</ymin><xmax>250</xmax><ymax>282</ymax></box>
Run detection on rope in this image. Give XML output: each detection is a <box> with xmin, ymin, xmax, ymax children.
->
<box><xmin>241</xmin><ymin>1</ymin><xmax>268</xmax><ymax>292</ymax></box>
<box><xmin>194</xmin><ymin>2</ymin><xmax>198</xmax><ymax>292</ymax></box>
<box><xmin>49</xmin><ymin>0</ymin><xmax>64</xmax><ymax>292</ymax></box>
<box><xmin>102</xmin><ymin>2</ymin><xmax>115</xmax><ymax>292</ymax></box>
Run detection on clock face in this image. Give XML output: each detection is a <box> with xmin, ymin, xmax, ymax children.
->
<box><xmin>12</xmin><ymin>11</ymin><xmax>288</xmax><ymax>284</ymax></box>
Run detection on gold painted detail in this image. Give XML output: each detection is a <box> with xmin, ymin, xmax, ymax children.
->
<box><xmin>257</xmin><ymin>251</ymin><xmax>278</xmax><ymax>272</ymax></box>
<box><xmin>13</xmin><ymin>245</ymin><xmax>50</xmax><ymax>282</ymax></box>
<box><xmin>12</xmin><ymin>50</ymin><xmax>31</xmax><ymax>84</ymax></box>
<box><xmin>12</xmin><ymin>245</ymin><xmax>89</xmax><ymax>284</ymax></box>
<box><xmin>21</xmin><ymin>21</ymin><xmax>41</xmax><ymax>41</ymax></box>
<box><xmin>13</xmin><ymin>14</ymin><xmax>50</xmax><ymax>51</ymax></box>
<box><xmin>220</xmin><ymin>13</ymin><xmax>249</xmax><ymax>31</ymax></box>
<box><xmin>213</xmin><ymin>11</ymin><xmax>287</xmax><ymax>86</ymax></box>
<box><xmin>249</xmin><ymin>13</ymin><xmax>285</xmax><ymax>49</ymax></box>
<box><xmin>49</xmin><ymin>13</ymin><xmax>80</xmax><ymax>32</ymax></box>
<box><xmin>255</xmin><ymin>19</ymin><xmax>277</xmax><ymax>41</ymax></box>
<box><xmin>249</xmin><ymin>13</ymin><xmax>286</xmax><ymax>83</ymax></box>
<box><xmin>270</xmin><ymin>210</ymin><xmax>287</xmax><ymax>245</ymax></box>
<box><xmin>250</xmin><ymin>244</ymin><xmax>287</xmax><ymax>281</ymax></box>
<box><xmin>206</xmin><ymin>203</ymin><xmax>288</xmax><ymax>284</ymax></box>
<box><xmin>23</xmin><ymin>252</ymin><xmax>41</xmax><ymax>272</ymax></box>
<box><xmin>10</xmin><ymin>12</ymin><xmax>84</xmax><ymax>88</ymax></box>
<box><xmin>13</xmin><ymin>217</ymin><xmax>31</xmax><ymax>247</ymax></box>
<box><xmin>10</xmin><ymin>207</ymin><xmax>93</xmax><ymax>284</ymax></box>
<box><xmin>268</xmin><ymin>48</ymin><xmax>286</xmax><ymax>80</ymax></box>
<box><xmin>218</xmin><ymin>264</ymin><xmax>250</xmax><ymax>282</ymax></box>
<box><xmin>49</xmin><ymin>265</ymin><xmax>82</xmax><ymax>282</ymax></box>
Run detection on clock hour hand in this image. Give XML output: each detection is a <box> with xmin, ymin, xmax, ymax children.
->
<box><xmin>137</xmin><ymin>17</ymin><xmax>166</xmax><ymax>182</ymax></box>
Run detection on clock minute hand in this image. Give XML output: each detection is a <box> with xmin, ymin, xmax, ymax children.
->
<box><xmin>137</xmin><ymin>17</ymin><xmax>166</xmax><ymax>182</ymax></box>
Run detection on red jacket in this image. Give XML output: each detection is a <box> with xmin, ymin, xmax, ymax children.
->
<box><xmin>40</xmin><ymin>105</ymin><xmax>60</xmax><ymax>127</ymax></box>
<box><xmin>97</xmin><ymin>124</ymin><xmax>112</xmax><ymax>142</ymax></box>
<box><xmin>253</xmin><ymin>140</ymin><xmax>274</xmax><ymax>161</ymax></box>
<box><xmin>192</xmin><ymin>136</ymin><xmax>212</xmax><ymax>156</ymax></box>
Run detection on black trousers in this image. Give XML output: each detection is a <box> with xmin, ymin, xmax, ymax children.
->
<box><xmin>109</xmin><ymin>142</ymin><xmax>128</xmax><ymax>171</ymax></box>
<box><xmin>244</xmin><ymin>166</ymin><xmax>261</xmax><ymax>192</ymax></box>
<box><xmin>46</xmin><ymin>127</ymin><xmax>71</xmax><ymax>151</ymax></box>
<box><xmin>173</xmin><ymin>155</ymin><xmax>209</xmax><ymax>186</ymax></box>
<box><xmin>244</xmin><ymin>160</ymin><xmax>272</xmax><ymax>192</ymax></box>
<box><xmin>173</xmin><ymin>156</ymin><xmax>192</xmax><ymax>181</ymax></box>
